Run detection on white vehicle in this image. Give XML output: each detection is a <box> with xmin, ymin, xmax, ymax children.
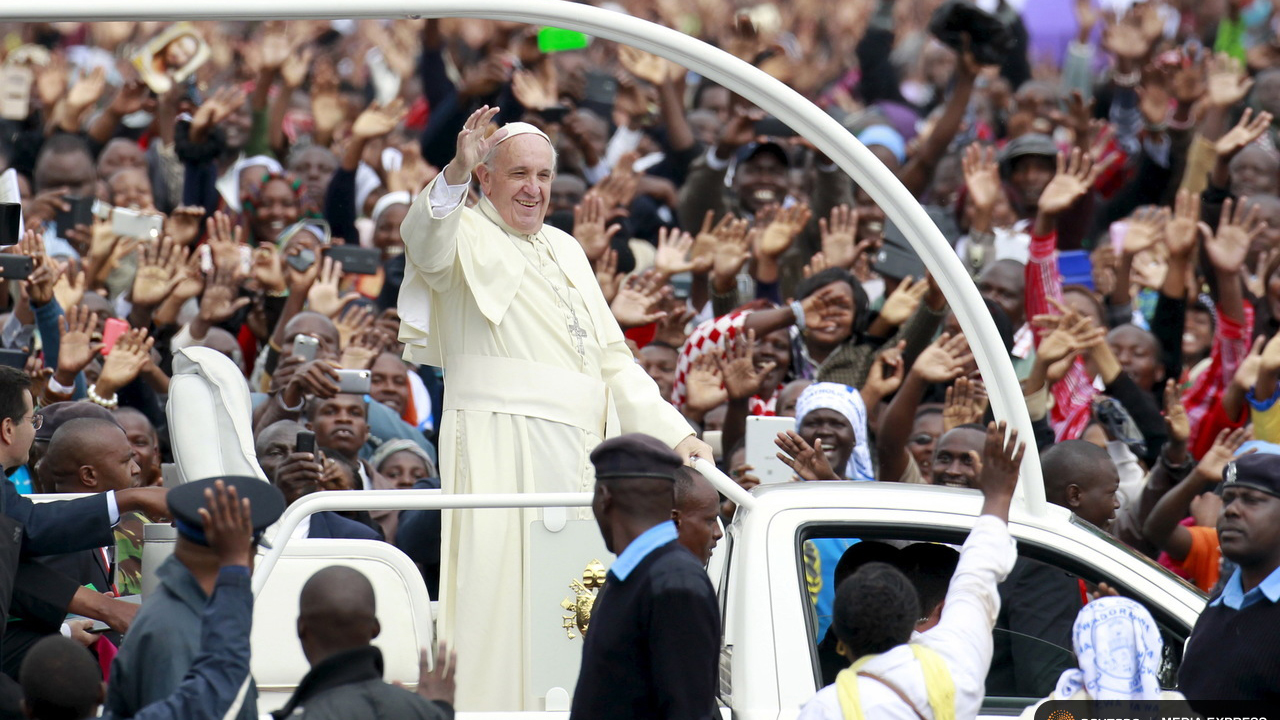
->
<box><xmin>10</xmin><ymin>3</ymin><xmax>1209</xmax><ymax>719</ymax></box>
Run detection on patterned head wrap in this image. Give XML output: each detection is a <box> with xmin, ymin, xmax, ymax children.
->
<box><xmin>794</xmin><ymin>382</ymin><xmax>874</xmax><ymax>482</ymax></box>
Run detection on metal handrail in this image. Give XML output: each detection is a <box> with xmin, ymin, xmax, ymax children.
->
<box><xmin>7</xmin><ymin>0</ymin><xmax>1045</xmax><ymax>512</ymax></box>
<box><xmin>252</xmin><ymin>489</ymin><xmax>592</xmax><ymax>594</ymax></box>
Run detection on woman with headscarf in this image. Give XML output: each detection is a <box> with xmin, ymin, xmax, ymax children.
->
<box><xmin>782</xmin><ymin>381</ymin><xmax>876</xmax><ymax>482</ymax></box>
<box><xmin>241</xmin><ymin>171</ymin><xmax>304</xmax><ymax>244</ymax></box>
<box><xmin>1018</xmin><ymin>596</ymin><xmax>1184</xmax><ymax>717</ymax></box>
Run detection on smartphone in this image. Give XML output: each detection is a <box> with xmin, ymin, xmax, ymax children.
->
<box><xmin>336</xmin><ymin>369</ymin><xmax>372</xmax><ymax>394</ymax></box>
<box><xmin>0</xmin><ymin>349</ymin><xmax>27</xmax><ymax>369</ymax></box>
<box><xmin>199</xmin><ymin>243</ymin><xmax>253</xmax><ymax>275</ymax></box>
<box><xmin>111</xmin><ymin>207</ymin><xmax>164</xmax><ymax>240</ymax></box>
<box><xmin>323</xmin><ymin>245</ymin><xmax>381</xmax><ymax>276</ymax></box>
<box><xmin>754</xmin><ymin>116</ymin><xmax>798</xmax><ymax>138</ymax></box>
<box><xmin>0</xmin><ymin>203</ymin><xmax>20</xmax><ymax>246</ymax></box>
<box><xmin>295</xmin><ymin>430</ymin><xmax>316</xmax><ymax>455</ymax></box>
<box><xmin>0</xmin><ymin>65</ymin><xmax>33</xmax><ymax>121</ymax></box>
<box><xmin>583</xmin><ymin>70</ymin><xmax>618</xmax><ymax>107</ymax></box>
<box><xmin>538</xmin><ymin>105</ymin><xmax>569</xmax><ymax>124</ymax></box>
<box><xmin>285</xmin><ymin>248</ymin><xmax>316</xmax><ymax>273</ymax></box>
<box><xmin>101</xmin><ymin>318</ymin><xmax>130</xmax><ymax>355</ymax></box>
<box><xmin>292</xmin><ymin>334</ymin><xmax>319</xmax><ymax>362</ymax></box>
<box><xmin>0</xmin><ymin>254</ymin><xmax>32</xmax><ymax>281</ymax></box>
<box><xmin>55</xmin><ymin>196</ymin><xmax>95</xmax><ymax>235</ymax></box>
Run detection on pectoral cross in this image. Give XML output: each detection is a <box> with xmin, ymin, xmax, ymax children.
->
<box><xmin>568</xmin><ymin>312</ymin><xmax>588</xmax><ymax>357</ymax></box>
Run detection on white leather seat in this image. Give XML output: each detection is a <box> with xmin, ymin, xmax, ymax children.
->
<box><xmin>166</xmin><ymin>347</ymin><xmax>266</xmax><ymax>485</ymax></box>
<box><xmin>250</xmin><ymin>538</ymin><xmax>434</xmax><ymax>713</ymax></box>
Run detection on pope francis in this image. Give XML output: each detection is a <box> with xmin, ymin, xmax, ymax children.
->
<box><xmin>398</xmin><ymin>106</ymin><xmax>711</xmax><ymax>710</ymax></box>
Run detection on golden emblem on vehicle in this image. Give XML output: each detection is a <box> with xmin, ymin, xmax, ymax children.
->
<box><xmin>560</xmin><ymin>559</ymin><xmax>607</xmax><ymax>639</ymax></box>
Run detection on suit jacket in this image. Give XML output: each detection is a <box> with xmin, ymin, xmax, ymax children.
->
<box><xmin>308</xmin><ymin>512</ymin><xmax>383</xmax><ymax>541</ymax></box>
<box><xmin>3</xmin><ymin>548</ymin><xmax>113</xmax><ymax>678</ymax></box>
<box><xmin>570</xmin><ymin>541</ymin><xmax>719</xmax><ymax>720</ymax></box>
<box><xmin>1</xmin><ymin>477</ymin><xmax>111</xmax><ymax>557</ymax></box>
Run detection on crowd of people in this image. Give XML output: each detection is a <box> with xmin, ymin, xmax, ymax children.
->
<box><xmin>1</xmin><ymin>0</ymin><xmax>1280</xmax><ymax>716</ymax></box>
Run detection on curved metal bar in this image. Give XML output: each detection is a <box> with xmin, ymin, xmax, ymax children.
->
<box><xmin>252</xmin><ymin>489</ymin><xmax>592</xmax><ymax>594</ymax></box>
<box><xmin>692</xmin><ymin>457</ymin><xmax>756</xmax><ymax>512</ymax></box>
<box><xmin>12</xmin><ymin>0</ymin><xmax>1045</xmax><ymax>511</ymax></box>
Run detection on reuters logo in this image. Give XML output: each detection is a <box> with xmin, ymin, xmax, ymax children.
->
<box><xmin>1047</xmin><ymin>711</ymin><xmax>1074</xmax><ymax>720</ymax></box>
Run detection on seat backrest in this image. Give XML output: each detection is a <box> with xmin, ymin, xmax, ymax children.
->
<box><xmin>251</xmin><ymin>538</ymin><xmax>433</xmax><ymax>714</ymax></box>
<box><xmin>167</xmin><ymin>347</ymin><xmax>265</xmax><ymax>484</ymax></box>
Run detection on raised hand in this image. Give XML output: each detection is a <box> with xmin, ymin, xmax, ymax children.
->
<box><xmin>718</xmin><ymin>329</ymin><xmax>776</xmax><ymax>401</ymax></box>
<box><xmin>711</xmin><ymin>220</ymin><xmax>754</xmax><ymax>290</ymax></box>
<box><xmin>819</xmin><ymin>204</ymin><xmax>859</xmax><ymax>269</ymax></box>
<box><xmin>775</xmin><ymin>430</ymin><xmax>840</xmax><ymax>481</ymax></box>
<box><xmin>307</xmin><ymin>256</ymin><xmax>360</xmax><ymax>319</ymax></box>
<box><xmin>335</xmin><ymin>303</ymin><xmax>376</xmax><ymax>350</ymax></box>
<box><xmin>197</xmin><ymin>266</ymin><xmax>252</xmax><ymax>326</ymax></box>
<box><xmin>1121</xmin><ymin>206</ymin><xmax>1169</xmax><ymax>257</ymax></box>
<box><xmin>511</xmin><ymin>69</ymin><xmax>558</xmax><ymax>111</ymax></box>
<box><xmin>610</xmin><ymin>270</ymin><xmax>669</xmax><ymax>328</ymax></box>
<box><xmin>962</xmin><ymin>143</ymin><xmax>1002</xmax><ymax>212</ymax></box>
<box><xmin>198</xmin><ymin>480</ymin><xmax>255</xmax><ymax>569</ymax></box>
<box><xmin>1163</xmin><ymin>189</ymin><xmax>1203</xmax><ymax>259</ymax></box>
<box><xmin>1207</xmin><ymin>197</ymin><xmax>1265</xmax><ymax>275</ymax></box>
<box><xmin>165</xmin><ymin>206</ymin><xmax>206</xmax><ymax>247</ymax></box>
<box><xmin>108</xmin><ymin>80</ymin><xmax>148</xmax><ymax>118</ymax></box>
<box><xmin>1163</xmin><ymin>379</ymin><xmax>1190</xmax><ymax>445</ymax></box>
<box><xmin>684</xmin><ymin>354</ymin><xmax>728</xmax><ymax>418</ymax></box>
<box><xmin>416</xmin><ymin>643</ymin><xmax>457</xmax><ymax>705</ymax></box>
<box><xmin>755</xmin><ymin>204</ymin><xmax>812</xmax><ymax>259</ymax></box>
<box><xmin>17</xmin><ymin>231</ymin><xmax>57</xmax><ymax>307</ymax></box>
<box><xmin>55</xmin><ymin>305</ymin><xmax>102</xmax><ymax>385</ymax></box>
<box><xmin>572</xmin><ymin>194</ymin><xmax>621</xmax><ymax>262</ymax></box>
<box><xmin>65</xmin><ymin>67</ymin><xmax>107</xmax><ymax>117</ymax></box>
<box><xmin>976</xmin><ymin>421</ymin><xmax>1026</xmax><ymax>521</ymax></box>
<box><xmin>352</xmin><ymin>98</ymin><xmax>408</xmax><ymax>140</ymax></box>
<box><xmin>132</xmin><ymin>236</ymin><xmax>187</xmax><ymax>309</ymax></box>
<box><xmin>445</xmin><ymin>106</ymin><xmax>507</xmax><ymax>184</ymax></box>
<box><xmin>943</xmin><ymin>376</ymin><xmax>989</xmax><ymax>432</ymax></box>
<box><xmin>191</xmin><ymin>86</ymin><xmax>247</xmax><ymax>142</ymax></box>
<box><xmin>862</xmin><ymin>342</ymin><xmax>905</xmax><ymax>406</ymax></box>
<box><xmin>653</xmin><ymin>303</ymin><xmax>696</xmax><ymax>349</ymax></box>
<box><xmin>340</xmin><ymin>327</ymin><xmax>384</xmax><ymax>370</ymax></box>
<box><xmin>310</xmin><ymin>59</ymin><xmax>344</xmax><ymax>140</ymax></box>
<box><xmin>53</xmin><ymin>268</ymin><xmax>87</xmax><ymax>312</ymax></box>
<box><xmin>96</xmin><ymin>328</ymin><xmax>155</xmax><ymax>398</ymax></box>
<box><xmin>618</xmin><ymin>45</ymin><xmax>680</xmax><ymax>86</ymax></box>
<box><xmin>654</xmin><ymin>227</ymin><xmax>709</xmax><ymax>277</ymax></box>
<box><xmin>594</xmin><ymin>249</ymin><xmax>623</xmax><ymax>304</ymax></box>
<box><xmin>205</xmin><ymin>212</ymin><xmax>246</xmax><ymax>275</ymax></box>
<box><xmin>280</xmin><ymin>45</ymin><xmax>314</xmax><ymax>89</ymax></box>
<box><xmin>912</xmin><ymin>333</ymin><xmax>973</xmax><ymax>383</ymax></box>
<box><xmin>1214</xmin><ymin>107</ymin><xmax>1273</xmax><ymax>159</ymax></box>
<box><xmin>1206</xmin><ymin>52</ymin><xmax>1254</xmax><ymax>108</ymax></box>
<box><xmin>877</xmin><ymin>275</ymin><xmax>929</xmax><ymax>327</ymax></box>
<box><xmin>250</xmin><ymin>244</ymin><xmax>287</xmax><ymax>296</ymax></box>
<box><xmin>1195</xmin><ymin>426</ymin><xmax>1253</xmax><ymax>482</ymax></box>
<box><xmin>1101</xmin><ymin>11</ymin><xmax>1154</xmax><ymax>62</ymax></box>
<box><xmin>1038</xmin><ymin>149</ymin><xmax>1102</xmax><ymax>217</ymax></box>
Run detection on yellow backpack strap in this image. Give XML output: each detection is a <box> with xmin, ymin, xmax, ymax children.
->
<box><xmin>834</xmin><ymin>645</ymin><xmax>955</xmax><ymax>720</ymax></box>
<box><xmin>834</xmin><ymin>667</ymin><xmax>866</xmax><ymax>720</ymax></box>
<box><xmin>909</xmin><ymin>644</ymin><xmax>956</xmax><ymax>720</ymax></box>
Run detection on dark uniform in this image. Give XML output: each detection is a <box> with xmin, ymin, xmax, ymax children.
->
<box><xmin>107</xmin><ymin>476</ymin><xmax>283</xmax><ymax>720</ymax></box>
<box><xmin>569</xmin><ymin>435</ymin><xmax>720</xmax><ymax>720</ymax></box>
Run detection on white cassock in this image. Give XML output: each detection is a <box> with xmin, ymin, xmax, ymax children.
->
<box><xmin>398</xmin><ymin>157</ymin><xmax>693</xmax><ymax>710</ymax></box>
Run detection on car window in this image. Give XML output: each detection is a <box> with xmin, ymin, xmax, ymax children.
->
<box><xmin>795</xmin><ymin>523</ymin><xmax>1190</xmax><ymax>709</ymax></box>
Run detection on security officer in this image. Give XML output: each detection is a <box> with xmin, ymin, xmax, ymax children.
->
<box><xmin>1179</xmin><ymin>451</ymin><xmax>1280</xmax><ymax>701</ymax></box>
<box><xmin>570</xmin><ymin>434</ymin><xmax>719</xmax><ymax>720</ymax></box>
<box><xmin>107</xmin><ymin>477</ymin><xmax>284</xmax><ymax>720</ymax></box>
<box><xmin>21</xmin><ymin>478</ymin><xmax>264</xmax><ymax>720</ymax></box>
